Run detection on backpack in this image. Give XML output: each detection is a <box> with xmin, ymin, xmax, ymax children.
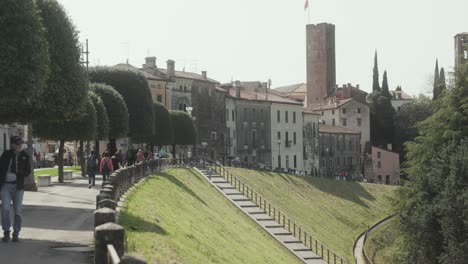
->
<box><xmin>87</xmin><ymin>155</ymin><xmax>95</xmax><ymax>169</ymax></box>
<box><xmin>102</xmin><ymin>158</ymin><xmax>110</xmax><ymax>174</ymax></box>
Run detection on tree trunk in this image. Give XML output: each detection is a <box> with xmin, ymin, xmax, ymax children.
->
<box><xmin>79</xmin><ymin>140</ymin><xmax>86</xmax><ymax>177</ymax></box>
<box><xmin>95</xmin><ymin>139</ymin><xmax>100</xmax><ymax>156</ymax></box>
<box><xmin>109</xmin><ymin>138</ymin><xmax>117</xmax><ymax>156</ymax></box>
<box><xmin>58</xmin><ymin>139</ymin><xmax>64</xmax><ymax>183</ymax></box>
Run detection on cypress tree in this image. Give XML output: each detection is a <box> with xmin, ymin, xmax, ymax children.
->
<box><xmin>439</xmin><ymin>67</ymin><xmax>447</xmax><ymax>95</ymax></box>
<box><xmin>372</xmin><ymin>51</ymin><xmax>380</xmax><ymax>92</ymax></box>
<box><xmin>382</xmin><ymin>70</ymin><xmax>392</xmax><ymax>99</ymax></box>
<box><xmin>433</xmin><ymin>59</ymin><xmax>440</xmax><ymax>100</ymax></box>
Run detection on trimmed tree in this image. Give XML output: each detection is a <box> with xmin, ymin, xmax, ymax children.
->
<box><xmin>89</xmin><ymin>67</ymin><xmax>153</xmax><ymax>142</ymax></box>
<box><xmin>33</xmin><ymin>96</ymin><xmax>97</xmax><ymax>183</ymax></box>
<box><xmin>89</xmin><ymin>90</ymin><xmax>109</xmax><ymax>159</ymax></box>
<box><xmin>169</xmin><ymin>111</ymin><xmax>195</xmax><ymax>162</ymax></box>
<box><xmin>36</xmin><ymin>0</ymin><xmax>88</xmax><ymax>121</ymax></box>
<box><xmin>0</xmin><ymin>0</ymin><xmax>50</xmax><ymax>124</ymax></box>
<box><xmin>90</xmin><ymin>82</ymin><xmax>129</xmax><ymax>156</ymax></box>
<box><xmin>369</xmin><ymin>91</ymin><xmax>395</xmax><ymax>146</ymax></box>
<box><xmin>372</xmin><ymin>51</ymin><xmax>380</xmax><ymax>92</ymax></box>
<box><xmin>149</xmin><ymin>103</ymin><xmax>173</xmax><ymax>149</ymax></box>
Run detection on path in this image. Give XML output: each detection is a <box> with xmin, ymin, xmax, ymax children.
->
<box><xmin>0</xmin><ymin>173</ymin><xmax>100</xmax><ymax>264</ymax></box>
<box><xmin>353</xmin><ymin>216</ymin><xmax>394</xmax><ymax>264</ymax></box>
<box><xmin>195</xmin><ymin>167</ymin><xmax>324</xmax><ymax>264</ymax></box>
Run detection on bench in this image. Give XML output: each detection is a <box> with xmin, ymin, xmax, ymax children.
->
<box><xmin>37</xmin><ymin>175</ymin><xmax>52</xmax><ymax>187</ymax></box>
<box><xmin>64</xmin><ymin>170</ymin><xmax>73</xmax><ymax>180</ymax></box>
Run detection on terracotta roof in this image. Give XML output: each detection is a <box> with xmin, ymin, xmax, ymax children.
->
<box><xmin>273</xmin><ymin>83</ymin><xmax>306</xmax><ymax>93</ymax></box>
<box><xmin>319</xmin><ymin>125</ymin><xmax>360</xmax><ymax>135</ymax></box>
<box><xmin>227</xmin><ymin>88</ymin><xmax>302</xmax><ymax>105</ymax></box>
<box><xmin>158</xmin><ymin>69</ymin><xmax>219</xmax><ymax>84</ymax></box>
<box><xmin>390</xmin><ymin>90</ymin><xmax>412</xmax><ymax>100</ymax></box>
<box><xmin>310</xmin><ymin>98</ymin><xmax>354</xmax><ymax>111</ymax></box>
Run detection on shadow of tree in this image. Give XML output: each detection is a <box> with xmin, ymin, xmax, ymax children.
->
<box><xmin>158</xmin><ymin>172</ymin><xmax>207</xmax><ymax>206</ymax></box>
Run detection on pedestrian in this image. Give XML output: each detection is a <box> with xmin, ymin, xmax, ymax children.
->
<box><xmin>0</xmin><ymin>136</ymin><xmax>31</xmax><ymax>242</ymax></box>
<box><xmin>100</xmin><ymin>151</ymin><xmax>114</xmax><ymax>183</ymax></box>
<box><xmin>67</xmin><ymin>150</ymin><xmax>72</xmax><ymax>166</ymax></box>
<box><xmin>87</xmin><ymin>151</ymin><xmax>98</xmax><ymax>188</ymax></box>
<box><xmin>207</xmin><ymin>165</ymin><xmax>212</xmax><ymax>180</ymax></box>
<box><xmin>117</xmin><ymin>149</ymin><xmax>124</xmax><ymax>166</ymax></box>
<box><xmin>35</xmin><ymin>151</ymin><xmax>41</xmax><ymax>168</ymax></box>
<box><xmin>146</xmin><ymin>148</ymin><xmax>153</xmax><ymax>161</ymax></box>
<box><xmin>111</xmin><ymin>153</ymin><xmax>120</xmax><ymax>172</ymax></box>
<box><xmin>136</xmin><ymin>149</ymin><xmax>144</xmax><ymax>163</ymax></box>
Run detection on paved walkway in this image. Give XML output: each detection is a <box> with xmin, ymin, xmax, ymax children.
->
<box><xmin>353</xmin><ymin>216</ymin><xmax>394</xmax><ymax>264</ymax></box>
<box><xmin>195</xmin><ymin>167</ymin><xmax>324</xmax><ymax>264</ymax></box>
<box><xmin>0</xmin><ymin>173</ymin><xmax>99</xmax><ymax>264</ymax></box>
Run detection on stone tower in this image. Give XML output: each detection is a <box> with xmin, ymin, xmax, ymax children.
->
<box><xmin>306</xmin><ymin>23</ymin><xmax>336</xmax><ymax>108</ymax></box>
<box><xmin>455</xmin><ymin>32</ymin><xmax>468</xmax><ymax>68</ymax></box>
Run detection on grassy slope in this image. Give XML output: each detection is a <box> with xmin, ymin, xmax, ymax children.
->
<box><xmin>119</xmin><ymin>168</ymin><xmax>301</xmax><ymax>264</ymax></box>
<box><xmin>364</xmin><ymin>219</ymin><xmax>402</xmax><ymax>264</ymax></box>
<box><xmin>229</xmin><ymin>167</ymin><xmax>397</xmax><ymax>263</ymax></box>
<box><xmin>34</xmin><ymin>166</ymin><xmax>81</xmax><ymax>179</ymax></box>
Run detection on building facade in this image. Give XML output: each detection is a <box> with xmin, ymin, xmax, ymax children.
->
<box><xmin>270</xmin><ymin>101</ymin><xmax>304</xmax><ymax>172</ymax></box>
<box><xmin>366</xmin><ymin>145</ymin><xmax>400</xmax><ymax>185</ymax></box>
<box><xmin>225</xmin><ymin>97</ymin><xmax>237</xmax><ymax>158</ymax></box>
<box><xmin>319</xmin><ymin>125</ymin><xmax>361</xmax><ymax>179</ymax></box>
<box><xmin>455</xmin><ymin>32</ymin><xmax>468</xmax><ymax>68</ymax></box>
<box><xmin>306</xmin><ymin>23</ymin><xmax>336</xmax><ymax>107</ymax></box>
<box><xmin>302</xmin><ymin>111</ymin><xmax>320</xmax><ymax>176</ymax></box>
<box><xmin>390</xmin><ymin>86</ymin><xmax>413</xmax><ymax>112</ymax></box>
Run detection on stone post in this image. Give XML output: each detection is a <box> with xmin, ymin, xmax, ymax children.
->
<box><xmin>98</xmin><ymin>199</ymin><xmax>117</xmax><ymax>210</ymax></box>
<box><xmin>120</xmin><ymin>255</ymin><xmax>147</xmax><ymax>264</ymax></box>
<box><xmin>94</xmin><ymin>208</ymin><xmax>116</xmax><ymax>228</ymax></box>
<box><xmin>103</xmin><ymin>185</ymin><xmax>114</xmax><ymax>195</ymax></box>
<box><xmin>96</xmin><ymin>193</ymin><xmax>111</xmax><ymax>210</ymax></box>
<box><xmin>101</xmin><ymin>188</ymin><xmax>113</xmax><ymax>197</ymax></box>
<box><xmin>94</xmin><ymin>223</ymin><xmax>124</xmax><ymax>264</ymax></box>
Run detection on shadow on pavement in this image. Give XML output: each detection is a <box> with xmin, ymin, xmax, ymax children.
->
<box><xmin>21</xmin><ymin>205</ymin><xmax>94</xmax><ymax>231</ymax></box>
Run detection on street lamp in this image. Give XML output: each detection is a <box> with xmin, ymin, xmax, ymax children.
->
<box><xmin>277</xmin><ymin>139</ymin><xmax>281</xmax><ymax>170</ymax></box>
<box><xmin>186</xmin><ymin>106</ymin><xmax>194</xmax><ymax>158</ymax></box>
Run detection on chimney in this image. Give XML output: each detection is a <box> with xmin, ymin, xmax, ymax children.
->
<box><xmin>235</xmin><ymin>80</ymin><xmax>241</xmax><ymax>98</ymax></box>
<box><xmin>167</xmin><ymin>60</ymin><xmax>175</xmax><ymax>76</ymax></box>
<box><xmin>144</xmin><ymin>56</ymin><xmax>156</xmax><ymax>69</ymax></box>
<box><xmin>356</xmin><ymin>84</ymin><xmax>360</xmax><ymax>89</ymax></box>
<box><xmin>261</xmin><ymin>82</ymin><xmax>268</xmax><ymax>89</ymax></box>
<box><xmin>387</xmin><ymin>144</ymin><xmax>392</xmax><ymax>151</ymax></box>
<box><xmin>201</xmin><ymin>71</ymin><xmax>207</xmax><ymax>80</ymax></box>
<box><xmin>347</xmin><ymin>83</ymin><xmax>351</xmax><ymax>87</ymax></box>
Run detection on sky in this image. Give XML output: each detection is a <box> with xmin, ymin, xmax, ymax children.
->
<box><xmin>58</xmin><ymin>0</ymin><xmax>468</xmax><ymax>96</ymax></box>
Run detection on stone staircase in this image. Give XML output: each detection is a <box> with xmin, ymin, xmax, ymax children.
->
<box><xmin>195</xmin><ymin>168</ymin><xmax>325</xmax><ymax>264</ymax></box>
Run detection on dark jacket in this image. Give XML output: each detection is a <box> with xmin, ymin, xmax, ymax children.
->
<box><xmin>0</xmin><ymin>149</ymin><xmax>32</xmax><ymax>190</ymax></box>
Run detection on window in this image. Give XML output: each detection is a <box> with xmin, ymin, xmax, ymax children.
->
<box><xmin>293</xmin><ymin>132</ymin><xmax>297</xmax><ymax>144</ymax></box>
<box><xmin>157</xmin><ymin>95</ymin><xmax>162</xmax><ymax>102</ymax></box>
<box><xmin>377</xmin><ymin>151</ymin><xmax>381</xmax><ymax>158</ymax></box>
<box><xmin>377</xmin><ymin>161</ymin><xmax>381</xmax><ymax>168</ymax></box>
<box><xmin>278</xmin><ymin>155</ymin><xmax>282</xmax><ymax>168</ymax></box>
<box><xmin>184</xmin><ymin>86</ymin><xmax>187</xmax><ymax>91</ymax></box>
<box><xmin>342</xmin><ymin>108</ymin><xmax>347</xmax><ymax>114</ymax></box>
<box><xmin>397</xmin><ymin>106</ymin><xmax>401</xmax><ymax>112</ymax></box>
<box><xmin>332</xmin><ymin>119</ymin><xmax>335</xmax><ymax>126</ymax></box>
<box><xmin>286</xmin><ymin>132</ymin><xmax>289</xmax><ymax>146</ymax></box>
<box><xmin>293</xmin><ymin>112</ymin><xmax>296</xmax><ymax>123</ymax></box>
<box><xmin>226</xmin><ymin>110</ymin><xmax>229</xmax><ymax>121</ymax></box>
<box><xmin>252</xmin><ymin>130</ymin><xmax>256</xmax><ymax>147</ymax></box>
<box><xmin>342</xmin><ymin>118</ymin><xmax>347</xmax><ymax>126</ymax></box>
<box><xmin>179</xmin><ymin>85</ymin><xmax>182</xmax><ymax>91</ymax></box>
<box><xmin>285</xmin><ymin>111</ymin><xmax>289</xmax><ymax>123</ymax></box>
<box><xmin>386</xmin><ymin>175</ymin><xmax>390</xmax><ymax>185</ymax></box>
<box><xmin>357</xmin><ymin>108</ymin><xmax>361</xmax><ymax>114</ymax></box>
<box><xmin>211</xmin><ymin>131</ymin><xmax>217</xmax><ymax>140</ymax></box>
<box><xmin>303</xmin><ymin>146</ymin><xmax>307</xmax><ymax>159</ymax></box>
<box><xmin>378</xmin><ymin>175</ymin><xmax>382</xmax><ymax>182</ymax></box>
<box><xmin>253</xmin><ymin>108</ymin><xmax>256</xmax><ymax>119</ymax></box>
<box><xmin>323</xmin><ymin>120</ymin><xmax>326</xmax><ymax>125</ymax></box>
<box><xmin>183</xmin><ymin>104</ymin><xmax>187</xmax><ymax>112</ymax></box>
<box><xmin>294</xmin><ymin>155</ymin><xmax>297</xmax><ymax>168</ymax></box>
<box><xmin>321</xmin><ymin>111</ymin><xmax>324</xmax><ymax>115</ymax></box>
<box><xmin>277</xmin><ymin>110</ymin><xmax>280</xmax><ymax>122</ymax></box>
<box><xmin>357</xmin><ymin>118</ymin><xmax>362</xmax><ymax>126</ymax></box>
<box><xmin>277</xmin><ymin>131</ymin><xmax>281</xmax><ymax>140</ymax></box>
<box><xmin>286</xmin><ymin>155</ymin><xmax>289</xmax><ymax>169</ymax></box>
<box><xmin>179</xmin><ymin>104</ymin><xmax>183</xmax><ymax>110</ymax></box>
<box><xmin>313</xmin><ymin>123</ymin><xmax>316</xmax><ymax>137</ymax></box>
<box><xmin>232</xmin><ymin>110</ymin><xmax>235</xmax><ymax>121</ymax></box>
<box><xmin>332</xmin><ymin>110</ymin><xmax>335</xmax><ymax>115</ymax></box>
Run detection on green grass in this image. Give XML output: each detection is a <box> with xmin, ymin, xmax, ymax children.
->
<box><xmin>227</xmin><ymin>167</ymin><xmax>397</xmax><ymax>263</ymax></box>
<box><xmin>364</xmin><ymin>219</ymin><xmax>402</xmax><ymax>264</ymax></box>
<box><xmin>34</xmin><ymin>166</ymin><xmax>82</xmax><ymax>179</ymax></box>
<box><xmin>119</xmin><ymin>168</ymin><xmax>302</xmax><ymax>264</ymax></box>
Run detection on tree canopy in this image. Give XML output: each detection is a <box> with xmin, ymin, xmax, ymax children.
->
<box><xmin>150</xmin><ymin>103</ymin><xmax>173</xmax><ymax>146</ymax></box>
<box><xmin>90</xmin><ymin>82</ymin><xmax>129</xmax><ymax>139</ymax></box>
<box><xmin>89</xmin><ymin>91</ymin><xmax>109</xmax><ymax>140</ymax></box>
<box><xmin>36</xmin><ymin>0</ymin><xmax>88</xmax><ymax>121</ymax></box>
<box><xmin>170</xmin><ymin>111</ymin><xmax>196</xmax><ymax>146</ymax></box>
<box><xmin>369</xmin><ymin>91</ymin><xmax>395</xmax><ymax>146</ymax></box>
<box><xmin>0</xmin><ymin>0</ymin><xmax>49</xmax><ymax>124</ymax></box>
<box><xmin>394</xmin><ymin>64</ymin><xmax>468</xmax><ymax>263</ymax></box>
<box><xmin>89</xmin><ymin>67</ymin><xmax>153</xmax><ymax>141</ymax></box>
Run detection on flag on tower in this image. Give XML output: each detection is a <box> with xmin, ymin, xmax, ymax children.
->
<box><xmin>304</xmin><ymin>0</ymin><xmax>309</xmax><ymax>10</ymax></box>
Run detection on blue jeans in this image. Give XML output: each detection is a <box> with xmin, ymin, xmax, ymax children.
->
<box><xmin>88</xmin><ymin>169</ymin><xmax>96</xmax><ymax>186</ymax></box>
<box><xmin>1</xmin><ymin>183</ymin><xmax>24</xmax><ymax>236</ymax></box>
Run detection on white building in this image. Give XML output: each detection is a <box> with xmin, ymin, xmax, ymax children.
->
<box><xmin>302</xmin><ymin>110</ymin><xmax>320</xmax><ymax>176</ymax></box>
<box><xmin>390</xmin><ymin>87</ymin><xmax>413</xmax><ymax>112</ymax></box>
<box><xmin>270</xmin><ymin>101</ymin><xmax>304</xmax><ymax>172</ymax></box>
<box><xmin>225</xmin><ymin>97</ymin><xmax>237</xmax><ymax>158</ymax></box>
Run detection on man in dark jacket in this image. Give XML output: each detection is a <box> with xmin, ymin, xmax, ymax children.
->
<box><xmin>0</xmin><ymin>136</ymin><xmax>31</xmax><ymax>242</ymax></box>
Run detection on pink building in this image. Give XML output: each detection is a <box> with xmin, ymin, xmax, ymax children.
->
<box><xmin>366</xmin><ymin>145</ymin><xmax>400</xmax><ymax>185</ymax></box>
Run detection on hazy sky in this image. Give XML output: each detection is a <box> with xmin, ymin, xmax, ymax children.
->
<box><xmin>58</xmin><ymin>0</ymin><xmax>467</xmax><ymax>96</ymax></box>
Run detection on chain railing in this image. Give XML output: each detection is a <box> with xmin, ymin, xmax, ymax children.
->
<box><xmin>200</xmin><ymin>159</ymin><xmax>350</xmax><ymax>264</ymax></box>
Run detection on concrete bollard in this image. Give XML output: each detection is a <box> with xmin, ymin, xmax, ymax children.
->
<box><xmin>120</xmin><ymin>255</ymin><xmax>147</xmax><ymax>264</ymax></box>
<box><xmin>94</xmin><ymin>207</ymin><xmax>116</xmax><ymax>228</ymax></box>
<box><xmin>64</xmin><ymin>170</ymin><xmax>73</xmax><ymax>180</ymax></box>
<box><xmin>98</xmin><ymin>199</ymin><xmax>117</xmax><ymax>210</ymax></box>
<box><xmin>95</xmin><ymin>223</ymin><xmax>124</xmax><ymax>264</ymax></box>
<box><xmin>103</xmin><ymin>185</ymin><xmax>114</xmax><ymax>195</ymax></box>
<box><xmin>101</xmin><ymin>180</ymin><xmax>112</xmax><ymax>188</ymax></box>
<box><xmin>96</xmin><ymin>193</ymin><xmax>111</xmax><ymax>210</ymax></box>
<box><xmin>37</xmin><ymin>175</ymin><xmax>52</xmax><ymax>187</ymax></box>
<box><xmin>100</xmin><ymin>188</ymin><xmax>113</xmax><ymax>197</ymax></box>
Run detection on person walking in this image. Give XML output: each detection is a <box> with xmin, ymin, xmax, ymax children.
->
<box><xmin>87</xmin><ymin>151</ymin><xmax>98</xmax><ymax>188</ymax></box>
<box><xmin>136</xmin><ymin>149</ymin><xmax>144</xmax><ymax>163</ymax></box>
<box><xmin>207</xmin><ymin>165</ymin><xmax>212</xmax><ymax>180</ymax></box>
<box><xmin>111</xmin><ymin>153</ymin><xmax>120</xmax><ymax>172</ymax></box>
<box><xmin>100</xmin><ymin>151</ymin><xmax>114</xmax><ymax>183</ymax></box>
<box><xmin>0</xmin><ymin>136</ymin><xmax>32</xmax><ymax>242</ymax></box>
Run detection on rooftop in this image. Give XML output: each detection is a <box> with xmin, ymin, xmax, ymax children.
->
<box><xmin>390</xmin><ymin>89</ymin><xmax>413</xmax><ymax>100</ymax></box>
<box><xmin>310</xmin><ymin>98</ymin><xmax>354</xmax><ymax>111</ymax></box>
<box><xmin>224</xmin><ymin>87</ymin><xmax>302</xmax><ymax>105</ymax></box>
<box><xmin>273</xmin><ymin>83</ymin><xmax>307</xmax><ymax>94</ymax></box>
<box><xmin>319</xmin><ymin>125</ymin><xmax>360</xmax><ymax>135</ymax></box>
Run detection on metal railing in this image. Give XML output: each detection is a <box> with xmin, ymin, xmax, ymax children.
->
<box><xmin>203</xmin><ymin>159</ymin><xmax>350</xmax><ymax>264</ymax></box>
